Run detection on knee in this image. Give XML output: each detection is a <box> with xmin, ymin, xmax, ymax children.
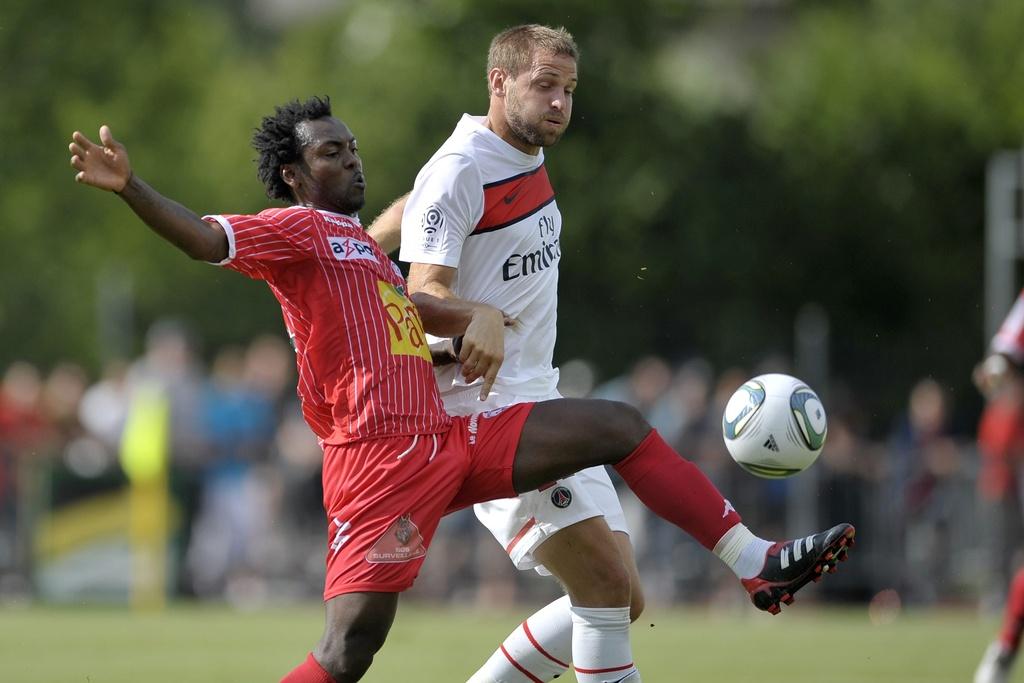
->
<box><xmin>599</xmin><ymin>400</ymin><xmax>652</xmax><ymax>449</ymax></box>
<box><xmin>576</xmin><ymin>557</ymin><xmax>632</xmax><ymax>607</ymax></box>
<box><xmin>315</xmin><ymin>622</ymin><xmax>389</xmax><ymax>682</ymax></box>
<box><xmin>629</xmin><ymin>585</ymin><xmax>646</xmax><ymax>622</ymax></box>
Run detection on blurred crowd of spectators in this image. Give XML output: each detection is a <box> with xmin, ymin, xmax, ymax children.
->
<box><xmin>0</xmin><ymin>321</ymin><xmax>1009</xmax><ymax>614</ymax></box>
<box><xmin>0</xmin><ymin>321</ymin><xmax>326</xmax><ymax>604</ymax></box>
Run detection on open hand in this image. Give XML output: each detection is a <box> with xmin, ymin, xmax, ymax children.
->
<box><xmin>69</xmin><ymin>125</ymin><xmax>132</xmax><ymax>192</ymax></box>
<box><xmin>460</xmin><ymin>305</ymin><xmax>507</xmax><ymax>400</ymax></box>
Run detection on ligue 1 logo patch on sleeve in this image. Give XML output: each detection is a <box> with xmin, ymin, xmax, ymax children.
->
<box><xmin>550</xmin><ymin>486</ymin><xmax>572</xmax><ymax>509</ymax></box>
<box><xmin>421</xmin><ymin>204</ymin><xmax>447</xmax><ymax>252</ymax></box>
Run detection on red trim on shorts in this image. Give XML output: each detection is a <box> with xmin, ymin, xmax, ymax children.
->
<box><xmin>500</xmin><ymin>644</ymin><xmax>544</xmax><ymax>683</ymax></box>
<box><xmin>505</xmin><ymin>516</ymin><xmax>538</xmax><ymax>555</ymax></box>
<box><xmin>522</xmin><ymin>620</ymin><xmax>570</xmax><ymax>668</ymax></box>
<box><xmin>574</xmin><ymin>662</ymin><xmax>636</xmax><ymax>674</ymax></box>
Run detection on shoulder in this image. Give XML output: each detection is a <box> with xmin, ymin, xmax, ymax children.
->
<box><xmin>261</xmin><ymin>205</ymin><xmax>314</xmax><ymax>223</ymax></box>
<box><xmin>408</xmin><ymin>154</ymin><xmax>484</xmax><ymax>220</ymax></box>
<box><xmin>420</xmin><ymin>151</ymin><xmax>481</xmax><ymax>184</ymax></box>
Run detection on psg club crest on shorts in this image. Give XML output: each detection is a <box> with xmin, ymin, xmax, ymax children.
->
<box><xmin>550</xmin><ymin>486</ymin><xmax>572</xmax><ymax>509</ymax></box>
<box><xmin>366</xmin><ymin>514</ymin><xmax>426</xmax><ymax>564</ymax></box>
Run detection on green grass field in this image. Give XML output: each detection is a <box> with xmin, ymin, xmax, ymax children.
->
<box><xmin>0</xmin><ymin>602</ymin><xmax>1013</xmax><ymax>682</ymax></box>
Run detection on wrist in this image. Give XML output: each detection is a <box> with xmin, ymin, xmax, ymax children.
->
<box><xmin>470</xmin><ymin>303</ymin><xmax>503</xmax><ymax>324</ymax></box>
<box><xmin>115</xmin><ymin>170</ymin><xmax>135</xmax><ymax>195</ymax></box>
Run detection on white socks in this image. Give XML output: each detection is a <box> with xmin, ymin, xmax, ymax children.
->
<box><xmin>467</xmin><ymin>595</ymin><xmax>572</xmax><ymax>682</ymax></box>
<box><xmin>465</xmin><ymin>596</ymin><xmax>641</xmax><ymax>683</ymax></box>
<box><xmin>466</xmin><ymin>524</ymin><xmax>772</xmax><ymax>683</ymax></box>
<box><xmin>569</xmin><ymin>605</ymin><xmax>639</xmax><ymax>683</ymax></box>
<box><xmin>713</xmin><ymin>522</ymin><xmax>773</xmax><ymax>580</ymax></box>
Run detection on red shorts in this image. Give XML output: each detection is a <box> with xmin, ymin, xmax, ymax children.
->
<box><xmin>320</xmin><ymin>402</ymin><xmax>534</xmax><ymax>599</ymax></box>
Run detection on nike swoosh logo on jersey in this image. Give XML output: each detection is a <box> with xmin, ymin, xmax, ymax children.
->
<box><xmin>503</xmin><ymin>188</ymin><xmax>521</xmax><ymax>204</ymax></box>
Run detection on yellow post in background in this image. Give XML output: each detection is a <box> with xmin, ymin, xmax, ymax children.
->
<box><xmin>119</xmin><ymin>382</ymin><xmax>171</xmax><ymax>612</ymax></box>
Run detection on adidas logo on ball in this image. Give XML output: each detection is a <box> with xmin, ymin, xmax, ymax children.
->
<box><xmin>722</xmin><ymin>374</ymin><xmax>827</xmax><ymax>479</ymax></box>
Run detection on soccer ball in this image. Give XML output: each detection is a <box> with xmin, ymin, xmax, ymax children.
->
<box><xmin>721</xmin><ymin>373</ymin><xmax>827</xmax><ymax>478</ymax></box>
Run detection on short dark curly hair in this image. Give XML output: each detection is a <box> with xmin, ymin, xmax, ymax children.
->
<box><xmin>252</xmin><ymin>96</ymin><xmax>333</xmax><ymax>201</ymax></box>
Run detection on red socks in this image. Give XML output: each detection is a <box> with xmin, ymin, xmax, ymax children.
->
<box><xmin>614</xmin><ymin>429</ymin><xmax>741</xmax><ymax>550</ymax></box>
<box><xmin>1000</xmin><ymin>568</ymin><xmax>1024</xmax><ymax>652</ymax></box>
<box><xmin>281</xmin><ymin>653</ymin><xmax>336</xmax><ymax>683</ymax></box>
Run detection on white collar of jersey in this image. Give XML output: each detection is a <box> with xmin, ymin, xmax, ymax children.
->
<box><xmin>459</xmin><ymin>114</ymin><xmax>545</xmax><ymax>165</ymax></box>
<box><xmin>293</xmin><ymin>206</ymin><xmax>362</xmax><ymax>225</ymax></box>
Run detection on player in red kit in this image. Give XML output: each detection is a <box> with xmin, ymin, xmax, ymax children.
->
<box><xmin>70</xmin><ymin>97</ymin><xmax>855</xmax><ymax>683</ymax></box>
<box><xmin>974</xmin><ymin>290</ymin><xmax>1024</xmax><ymax>683</ymax></box>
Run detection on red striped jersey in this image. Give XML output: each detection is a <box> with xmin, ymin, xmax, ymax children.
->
<box><xmin>400</xmin><ymin>115</ymin><xmax>562</xmax><ymax>401</ymax></box>
<box><xmin>205</xmin><ymin>206</ymin><xmax>451</xmax><ymax>444</ymax></box>
<box><xmin>992</xmin><ymin>288</ymin><xmax>1024</xmax><ymax>364</ymax></box>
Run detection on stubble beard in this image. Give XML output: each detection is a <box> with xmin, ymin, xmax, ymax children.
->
<box><xmin>506</xmin><ymin>91</ymin><xmax>563</xmax><ymax>149</ymax></box>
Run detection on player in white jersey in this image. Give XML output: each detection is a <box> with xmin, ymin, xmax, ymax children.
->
<box><xmin>367</xmin><ymin>24</ymin><xmax>857</xmax><ymax>683</ymax></box>
<box><xmin>390</xmin><ymin>25</ymin><xmax>645</xmax><ymax>683</ymax></box>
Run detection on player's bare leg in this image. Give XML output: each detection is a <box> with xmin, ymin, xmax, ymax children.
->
<box><xmin>533</xmin><ymin>519</ymin><xmax>632</xmax><ymax>609</ymax></box>
<box><xmin>613</xmin><ymin>532</ymin><xmax>646</xmax><ymax>623</ymax></box>
<box><xmin>542</xmin><ymin>523</ymin><xmax>642</xmax><ymax>682</ymax></box>
<box><xmin>281</xmin><ymin>592</ymin><xmax>398</xmax><ymax>683</ymax></box>
<box><xmin>534</xmin><ymin>522</ymin><xmax>640</xmax><ymax>682</ymax></box>
<box><xmin>468</xmin><ymin>524</ymin><xmax>644</xmax><ymax>683</ymax></box>
<box><xmin>467</xmin><ymin>519</ymin><xmax>636</xmax><ymax>682</ymax></box>
<box><xmin>468</xmin><ymin>518</ymin><xmax>642</xmax><ymax>682</ymax></box>
<box><xmin>512</xmin><ymin>398</ymin><xmax>856</xmax><ymax>615</ymax></box>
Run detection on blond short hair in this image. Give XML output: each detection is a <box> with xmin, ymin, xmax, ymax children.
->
<box><xmin>487</xmin><ymin>24</ymin><xmax>579</xmax><ymax>86</ymax></box>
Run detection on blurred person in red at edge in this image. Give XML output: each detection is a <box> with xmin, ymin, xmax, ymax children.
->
<box><xmin>974</xmin><ymin>290</ymin><xmax>1024</xmax><ymax>683</ymax></box>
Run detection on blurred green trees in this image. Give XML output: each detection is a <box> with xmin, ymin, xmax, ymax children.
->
<box><xmin>6</xmin><ymin>0</ymin><xmax>1023</xmax><ymax>429</ymax></box>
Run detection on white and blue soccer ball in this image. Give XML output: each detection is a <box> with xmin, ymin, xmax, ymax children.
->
<box><xmin>721</xmin><ymin>373</ymin><xmax>827</xmax><ymax>479</ymax></box>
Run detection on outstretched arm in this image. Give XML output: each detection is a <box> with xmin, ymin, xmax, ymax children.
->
<box><xmin>69</xmin><ymin>126</ymin><xmax>228</xmax><ymax>263</ymax></box>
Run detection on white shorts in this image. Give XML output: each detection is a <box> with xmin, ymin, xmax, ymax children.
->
<box><xmin>442</xmin><ymin>388</ymin><xmax>629</xmax><ymax>576</ymax></box>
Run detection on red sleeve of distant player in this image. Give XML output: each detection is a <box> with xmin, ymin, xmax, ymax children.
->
<box><xmin>977</xmin><ymin>399</ymin><xmax>1024</xmax><ymax>498</ymax></box>
<box><xmin>204</xmin><ymin>209</ymin><xmax>313</xmax><ymax>281</ymax></box>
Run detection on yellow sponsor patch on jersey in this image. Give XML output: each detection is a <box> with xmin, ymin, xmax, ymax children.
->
<box><xmin>378</xmin><ymin>280</ymin><xmax>432</xmax><ymax>362</ymax></box>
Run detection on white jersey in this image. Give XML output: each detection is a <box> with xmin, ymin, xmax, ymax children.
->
<box><xmin>400</xmin><ymin>114</ymin><xmax>561</xmax><ymax>400</ymax></box>
<box><xmin>992</xmin><ymin>289</ymin><xmax>1024</xmax><ymax>364</ymax></box>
